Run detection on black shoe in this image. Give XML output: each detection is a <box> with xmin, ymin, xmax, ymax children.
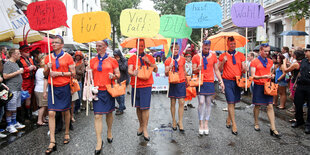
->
<box><xmin>137</xmin><ymin>131</ymin><xmax>143</xmax><ymax>136</ymax></box>
<box><xmin>291</xmin><ymin>121</ymin><xmax>305</xmax><ymax>128</ymax></box>
<box><xmin>226</xmin><ymin>125</ymin><xmax>231</xmax><ymax>129</ymax></box>
<box><xmin>188</xmin><ymin>104</ymin><xmax>195</xmax><ymax>108</ymax></box>
<box><xmin>45</xmin><ymin>142</ymin><xmax>57</xmax><ymax>155</ymax></box>
<box><xmin>115</xmin><ymin>110</ymin><xmax>124</xmax><ymax>115</ymax></box>
<box><xmin>69</xmin><ymin>122</ymin><xmax>74</xmax><ymax>131</ymax></box>
<box><xmin>231</xmin><ymin>130</ymin><xmax>238</xmax><ymax>135</ymax></box>
<box><xmin>143</xmin><ymin>136</ymin><xmax>150</xmax><ymax>141</ymax></box>
<box><xmin>177</xmin><ymin>123</ymin><xmax>185</xmax><ymax>133</ymax></box>
<box><xmin>305</xmin><ymin>127</ymin><xmax>310</xmax><ymax>134</ymax></box>
<box><xmin>172</xmin><ymin>126</ymin><xmax>177</xmax><ymax>131</ymax></box>
<box><xmin>254</xmin><ymin>125</ymin><xmax>261</xmax><ymax>131</ymax></box>
<box><xmin>270</xmin><ymin>129</ymin><xmax>281</xmax><ymax>138</ymax></box>
<box><xmin>184</xmin><ymin>105</ymin><xmax>187</xmax><ymax>111</ymax></box>
<box><xmin>107</xmin><ymin>137</ymin><xmax>113</xmax><ymax>143</ymax></box>
<box><xmin>94</xmin><ymin>141</ymin><xmax>103</xmax><ymax>155</ymax></box>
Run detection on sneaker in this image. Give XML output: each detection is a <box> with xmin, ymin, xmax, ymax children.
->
<box><xmin>199</xmin><ymin>129</ymin><xmax>204</xmax><ymax>136</ymax></box>
<box><xmin>6</xmin><ymin>125</ymin><xmax>18</xmax><ymax>133</ymax></box>
<box><xmin>0</xmin><ymin>133</ymin><xmax>7</xmax><ymax>138</ymax></box>
<box><xmin>32</xmin><ymin>110</ymin><xmax>39</xmax><ymax>116</ymax></box>
<box><xmin>14</xmin><ymin>122</ymin><xmax>26</xmax><ymax>129</ymax></box>
<box><xmin>204</xmin><ymin>129</ymin><xmax>209</xmax><ymax>135</ymax></box>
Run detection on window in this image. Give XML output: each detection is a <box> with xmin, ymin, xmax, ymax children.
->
<box><xmin>86</xmin><ymin>4</ymin><xmax>89</xmax><ymax>12</ymax></box>
<box><xmin>91</xmin><ymin>7</ymin><xmax>93</xmax><ymax>12</ymax></box>
<box><xmin>82</xmin><ymin>0</ymin><xmax>84</xmax><ymax>11</ymax></box>
<box><xmin>74</xmin><ymin>0</ymin><xmax>78</xmax><ymax>10</ymax></box>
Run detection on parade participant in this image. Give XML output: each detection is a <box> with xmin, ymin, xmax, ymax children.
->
<box><xmin>90</xmin><ymin>40</ymin><xmax>120</xmax><ymax>154</ymax></box>
<box><xmin>291</xmin><ymin>45</ymin><xmax>310</xmax><ymax>134</ymax></box>
<box><xmin>113</xmin><ymin>49</ymin><xmax>128</xmax><ymax>115</ymax></box>
<box><xmin>128</xmin><ymin>39</ymin><xmax>158</xmax><ymax>141</ymax></box>
<box><xmin>17</xmin><ymin>43</ymin><xmax>36</xmax><ymax>119</ymax></box>
<box><xmin>192</xmin><ymin>40</ymin><xmax>224</xmax><ymax>135</ymax></box>
<box><xmin>184</xmin><ymin>52</ymin><xmax>195</xmax><ymax>110</ymax></box>
<box><xmin>3</xmin><ymin>48</ymin><xmax>25</xmax><ymax>133</ymax></box>
<box><xmin>250</xmin><ymin>44</ymin><xmax>281</xmax><ymax>138</ymax></box>
<box><xmin>165</xmin><ymin>43</ymin><xmax>186</xmax><ymax>132</ymax></box>
<box><xmin>218</xmin><ymin>37</ymin><xmax>245</xmax><ymax>135</ymax></box>
<box><xmin>74</xmin><ymin>51</ymin><xmax>85</xmax><ymax>113</ymax></box>
<box><xmin>44</xmin><ymin>35</ymin><xmax>76</xmax><ymax>154</ymax></box>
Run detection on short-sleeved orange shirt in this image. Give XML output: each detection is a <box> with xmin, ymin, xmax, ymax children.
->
<box><xmin>90</xmin><ymin>56</ymin><xmax>119</xmax><ymax>91</ymax></box>
<box><xmin>128</xmin><ymin>54</ymin><xmax>155</xmax><ymax>88</ymax></box>
<box><xmin>219</xmin><ymin>51</ymin><xmax>245</xmax><ymax>80</ymax></box>
<box><xmin>44</xmin><ymin>52</ymin><xmax>74</xmax><ymax>87</ymax></box>
<box><xmin>250</xmin><ymin>58</ymin><xmax>273</xmax><ymax>85</ymax></box>
<box><xmin>164</xmin><ymin>56</ymin><xmax>186</xmax><ymax>83</ymax></box>
<box><xmin>192</xmin><ymin>53</ymin><xmax>217</xmax><ymax>82</ymax></box>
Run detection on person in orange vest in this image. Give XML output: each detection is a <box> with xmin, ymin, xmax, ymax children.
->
<box><xmin>17</xmin><ymin>43</ymin><xmax>36</xmax><ymax>119</ymax></box>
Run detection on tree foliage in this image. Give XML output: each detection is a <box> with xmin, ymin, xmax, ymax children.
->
<box><xmin>151</xmin><ymin>0</ymin><xmax>220</xmax><ymax>44</ymax></box>
<box><xmin>286</xmin><ymin>0</ymin><xmax>310</xmax><ymax>22</ymax></box>
<box><xmin>101</xmin><ymin>0</ymin><xmax>141</xmax><ymax>50</ymax></box>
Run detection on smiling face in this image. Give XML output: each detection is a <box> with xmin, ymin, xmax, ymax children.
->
<box><xmin>171</xmin><ymin>44</ymin><xmax>179</xmax><ymax>56</ymax></box>
<box><xmin>138</xmin><ymin>39</ymin><xmax>145</xmax><ymax>54</ymax></box>
<box><xmin>96</xmin><ymin>40</ymin><xmax>107</xmax><ymax>55</ymax></box>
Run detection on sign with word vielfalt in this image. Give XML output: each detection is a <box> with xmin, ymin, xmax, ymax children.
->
<box><xmin>72</xmin><ymin>11</ymin><xmax>111</xmax><ymax>43</ymax></box>
<box><xmin>185</xmin><ymin>2</ymin><xmax>223</xmax><ymax>28</ymax></box>
<box><xmin>159</xmin><ymin>15</ymin><xmax>192</xmax><ymax>39</ymax></box>
<box><xmin>27</xmin><ymin>0</ymin><xmax>69</xmax><ymax>31</ymax></box>
<box><xmin>231</xmin><ymin>3</ymin><xmax>265</xmax><ymax>27</ymax></box>
<box><xmin>120</xmin><ymin>9</ymin><xmax>160</xmax><ymax>38</ymax></box>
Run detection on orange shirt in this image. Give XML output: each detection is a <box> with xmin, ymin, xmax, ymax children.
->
<box><xmin>219</xmin><ymin>51</ymin><xmax>245</xmax><ymax>80</ymax></box>
<box><xmin>250</xmin><ymin>58</ymin><xmax>273</xmax><ymax>85</ymax></box>
<box><xmin>90</xmin><ymin>57</ymin><xmax>119</xmax><ymax>91</ymax></box>
<box><xmin>164</xmin><ymin>56</ymin><xmax>186</xmax><ymax>83</ymax></box>
<box><xmin>128</xmin><ymin>54</ymin><xmax>155</xmax><ymax>88</ymax></box>
<box><xmin>44</xmin><ymin>52</ymin><xmax>74</xmax><ymax>87</ymax></box>
<box><xmin>192</xmin><ymin>53</ymin><xmax>217</xmax><ymax>82</ymax></box>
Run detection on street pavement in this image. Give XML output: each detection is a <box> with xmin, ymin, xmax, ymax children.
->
<box><xmin>0</xmin><ymin>93</ymin><xmax>310</xmax><ymax>154</ymax></box>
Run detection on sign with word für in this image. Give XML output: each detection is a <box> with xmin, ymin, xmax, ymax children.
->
<box><xmin>231</xmin><ymin>3</ymin><xmax>265</xmax><ymax>27</ymax></box>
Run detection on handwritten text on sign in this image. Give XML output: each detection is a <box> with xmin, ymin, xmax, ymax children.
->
<box><xmin>231</xmin><ymin>3</ymin><xmax>265</xmax><ymax>27</ymax></box>
<box><xmin>72</xmin><ymin>11</ymin><xmax>111</xmax><ymax>43</ymax></box>
<box><xmin>159</xmin><ymin>15</ymin><xmax>192</xmax><ymax>39</ymax></box>
<box><xmin>120</xmin><ymin>9</ymin><xmax>160</xmax><ymax>38</ymax></box>
<box><xmin>27</xmin><ymin>0</ymin><xmax>68</xmax><ymax>31</ymax></box>
<box><xmin>185</xmin><ymin>2</ymin><xmax>223</xmax><ymax>28</ymax></box>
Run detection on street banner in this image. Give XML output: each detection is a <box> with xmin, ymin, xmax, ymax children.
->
<box><xmin>27</xmin><ymin>0</ymin><xmax>69</xmax><ymax>31</ymax></box>
<box><xmin>72</xmin><ymin>11</ymin><xmax>111</xmax><ymax>43</ymax></box>
<box><xmin>231</xmin><ymin>3</ymin><xmax>265</xmax><ymax>27</ymax></box>
<box><xmin>159</xmin><ymin>15</ymin><xmax>192</xmax><ymax>39</ymax></box>
<box><xmin>120</xmin><ymin>9</ymin><xmax>160</xmax><ymax>38</ymax></box>
<box><xmin>185</xmin><ymin>2</ymin><xmax>223</xmax><ymax>28</ymax></box>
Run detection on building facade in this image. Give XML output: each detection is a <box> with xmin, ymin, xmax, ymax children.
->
<box><xmin>220</xmin><ymin>0</ymin><xmax>310</xmax><ymax>50</ymax></box>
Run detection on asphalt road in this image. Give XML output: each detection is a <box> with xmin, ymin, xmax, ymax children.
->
<box><xmin>0</xmin><ymin>93</ymin><xmax>309</xmax><ymax>155</ymax></box>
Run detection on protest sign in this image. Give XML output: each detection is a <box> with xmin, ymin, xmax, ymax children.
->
<box><xmin>120</xmin><ymin>9</ymin><xmax>160</xmax><ymax>38</ymax></box>
<box><xmin>159</xmin><ymin>15</ymin><xmax>192</xmax><ymax>39</ymax></box>
<box><xmin>231</xmin><ymin>3</ymin><xmax>265</xmax><ymax>27</ymax></box>
<box><xmin>72</xmin><ymin>11</ymin><xmax>111</xmax><ymax>43</ymax></box>
<box><xmin>27</xmin><ymin>0</ymin><xmax>68</xmax><ymax>31</ymax></box>
<box><xmin>185</xmin><ymin>2</ymin><xmax>222</xmax><ymax>28</ymax></box>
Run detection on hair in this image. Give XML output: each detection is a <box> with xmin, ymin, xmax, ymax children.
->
<box><xmin>282</xmin><ymin>46</ymin><xmax>289</xmax><ymax>53</ymax></box>
<box><xmin>170</xmin><ymin>42</ymin><xmax>179</xmax><ymax>50</ymax></box>
<box><xmin>0</xmin><ymin>46</ymin><xmax>6</xmax><ymax>51</ymax></box>
<box><xmin>54</xmin><ymin>35</ymin><xmax>64</xmax><ymax>44</ymax></box>
<box><xmin>227</xmin><ymin>36</ymin><xmax>235</xmax><ymax>42</ymax></box>
<box><xmin>271</xmin><ymin>54</ymin><xmax>277</xmax><ymax>60</ymax></box>
<box><xmin>277</xmin><ymin>54</ymin><xmax>285</xmax><ymax>65</ymax></box>
<box><xmin>38</xmin><ymin>54</ymin><xmax>46</xmax><ymax>67</ymax></box>
<box><xmin>156</xmin><ymin>55</ymin><xmax>161</xmax><ymax>62</ymax></box>
<box><xmin>294</xmin><ymin>50</ymin><xmax>305</xmax><ymax>61</ymax></box>
<box><xmin>249</xmin><ymin>52</ymin><xmax>255</xmax><ymax>58</ymax></box>
<box><xmin>136</xmin><ymin>39</ymin><xmax>145</xmax><ymax>45</ymax></box>
<box><xmin>8</xmin><ymin>48</ymin><xmax>18</xmax><ymax>57</ymax></box>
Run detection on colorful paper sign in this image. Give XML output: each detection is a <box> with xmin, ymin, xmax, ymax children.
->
<box><xmin>72</xmin><ymin>11</ymin><xmax>111</xmax><ymax>43</ymax></box>
<box><xmin>159</xmin><ymin>15</ymin><xmax>192</xmax><ymax>39</ymax></box>
<box><xmin>231</xmin><ymin>3</ymin><xmax>265</xmax><ymax>27</ymax></box>
<box><xmin>120</xmin><ymin>9</ymin><xmax>160</xmax><ymax>38</ymax></box>
<box><xmin>185</xmin><ymin>2</ymin><xmax>223</xmax><ymax>28</ymax></box>
<box><xmin>27</xmin><ymin>0</ymin><xmax>69</xmax><ymax>31</ymax></box>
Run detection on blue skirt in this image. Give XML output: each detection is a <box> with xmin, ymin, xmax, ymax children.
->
<box><xmin>131</xmin><ymin>87</ymin><xmax>152</xmax><ymax>110</ymax></box>
<box><xmin>93</xmin><ymin>90</ymin><xmax>115</xmax><ymax>115</ymax></box>
<box><xmin>48</xmin><ymin>84</ymin><xmax>71</xmax><ymax>111</ymax></box>
<box><xmin>223</xmin><ymin>79</ymin><xmax>241</xmax><ymax>104</ymax></box>
<box><xmin>169</xmin><ymin>82</ymin><xmax>186</xmax><ymax>98</ymax></box>
<box><xmin>252</xmin><ymin>84</ymin><xmax>273</xmax><ymax>106</ymax></box>
<box><xmin>196</xmin><ymin>82</ymin><xmax>215</xmax><ymax>96</ymax></box>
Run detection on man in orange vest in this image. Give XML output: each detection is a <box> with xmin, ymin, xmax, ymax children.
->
<box><xmin>17</xmin><ymin>44</ymin><xmax>36</xmax><ymax>119</ymax></box>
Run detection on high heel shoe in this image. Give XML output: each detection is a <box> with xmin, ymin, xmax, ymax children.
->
<box><xmin>177</xmin><ymin>123</ymin><xmax>185</xmax><ymax>133</ymax></box>
<box><xmin>143</xmin><ymin>136</ymin><xmax>150</xmax><ymax>141</ymax></box>
<box><xmin>107</xmin><ymin>137</ymin><xmax>113</xmax><ymax>143</ymax></box>
<box><xmin>231</xmin><ymin>130</ymin><xmax>238</xmax><ymax>135</ymax></box>
<box><xmin>137</xmin><ymin>131</ymin><xmax>143</xmax><ymax>136</ymax></box>
<box><xmin>45</xmin><ymin>142</ymin><xmax>57</xmax><ymax>155</ymax></box>
<box><xmin>270</xmin><ymin>129</ymin><xmax>281</xmax><ymax>138</ymax></box>
<box><xmin>94</xmin><ymin>141</ymin><xmax>103</xmax><ymax>155</ymax></box>
<box><xmin>63</xmin><ymin>133</ymin><xmax>70</xmax><ymax>144</ymax></box>
<box><xmin>254</xmin><ymin>125</ymin><xmax>261</xmax><ymax>131</ymax></box>
<box><xmin>226</xmin><ymin>125</ymin><xmax>231</xmax><ymax>129</ymax></box>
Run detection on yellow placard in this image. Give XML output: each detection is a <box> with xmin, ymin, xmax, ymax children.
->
<box><xmin>72</xmin><ymin>11</ymin><xmax>111</xmax><ymax>43</ymax></box>
<box><xmin>120</xmin><ymin>9</ymin><xmax>160</xmax><ymax>38</ymax></box>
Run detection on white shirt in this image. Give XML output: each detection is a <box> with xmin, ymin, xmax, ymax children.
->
<box><xmin>34</xmin><ymin>68</ymin><xmax>46</xmax><ymax>92</ymax></box>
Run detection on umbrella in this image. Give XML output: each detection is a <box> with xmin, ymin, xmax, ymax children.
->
<box><xmin>235</xmin><ymin>47</ymin><xmax>250</xmax><ymax>54</ymax></box>
<box><xmin>207</xmin><ymin>32</ymin><xmax>247</xmax><ymax>51</ymax></box>
<box><xmin>129</xmin><ymin>48</ymin><xmax>137</xmax><ymax>53</ymax></box>
<box><xmin>29</xmin><ymin>37</ymin><xmax>53</xmax><ymax>53</ymax></box>
<box><xmin>149</xmin><ymin>45</ymin><xmax>164</xmax><ymax>50</ymax></box>
<box><xmin>120</xmin><ymin>37</ymin><xmax>167</xmax><ymax>48</ymax></box>
<box><xmin>153</xmin><ymin>51</ymin><xmax>164</xmax><ymax>57</ymax></box>
<box><xmin>280</xmin><ymin>30</ymin><xmax>308</xmax><ymax>36</ymax></box>
<box><xmin>253</xmin><ymin>45</ymin><xmax>281</xmax><ymax>52</ymax></box>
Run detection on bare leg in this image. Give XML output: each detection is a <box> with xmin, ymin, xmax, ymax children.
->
<box><xmin>170</xmin><ymin>98</ymin><xmax>176</xmax><ymax>128</ymax></box>
<box><xmin>71</xmin><ymin>101</ymin><xmax>75</xmax><ymax>122</ymax></box>
<box><xmin>178</xmin><ymin>98</ymin><xmax>185</xmax><ymax>129</ymax></box>
<box><xmin>141</xmin><ymin>109</ymin><xmax>150</xmax><ymax>138</ymax></box>
<box><xmin>266</xmin><ymin>104</ymin><xmax>278</xmax><ymax>134</ymax></box>
<box><xmin>94</xmin><ymin>114</ymin><xmax>103</xmax><ymax>150</ymax></box>
<box><xmin>254</xmin><ymin>105</ymin><xmax>260</xmax><ymax>128</ymax></box>
<box><xmin>38</xmin><ymin>107</ymin><xmax>45</xmax><ymax>124</ymax></box>
<box><xmin>273</xmin><ymin>95</ymin><xmax>279</xmax><ymax>106</ymax></box>
<box><xmin>106</xmin><ymin>112</ymin><xmax>113</xmax><ymax>139</ymax></box>
<box><xmin>48</xmin><ymin>111</ymin><xmax>56</xmax><ymax>148</ymax></box>
<box><xmin>136</xmin><ymin>108</ymin><xmax>143</xmax><ymax>133</ymax></box>
<box><xmin>64</xmin><ymin>110</ymin><xmax>70</xmax><ymax>139</ymax></box>
<box><xmin>228</xmin><ymin>104</ymin><xmax>237</xmax><ymax>132</ymax></box>
<box><xmin>279</xmin><ymin>86</ymin><xmax>287</xmax><ymax>108</ymax></box>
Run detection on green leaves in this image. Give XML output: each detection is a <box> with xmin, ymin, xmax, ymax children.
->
<box><xmin>286</xmin><ymin>0</ymin><xmax>310</xmax><ymax>22</ymax></box>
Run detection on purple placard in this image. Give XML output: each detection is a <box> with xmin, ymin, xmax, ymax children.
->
<box><xmin>231</xmin><ymin>3</ymin><xmax>265</xmax><ymax>28</ymax></box>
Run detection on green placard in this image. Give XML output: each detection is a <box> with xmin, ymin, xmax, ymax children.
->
<box><xmin>159</xmin><ymin>15</ymin><xmax>192</xmax><ymax>39</ymax></box>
